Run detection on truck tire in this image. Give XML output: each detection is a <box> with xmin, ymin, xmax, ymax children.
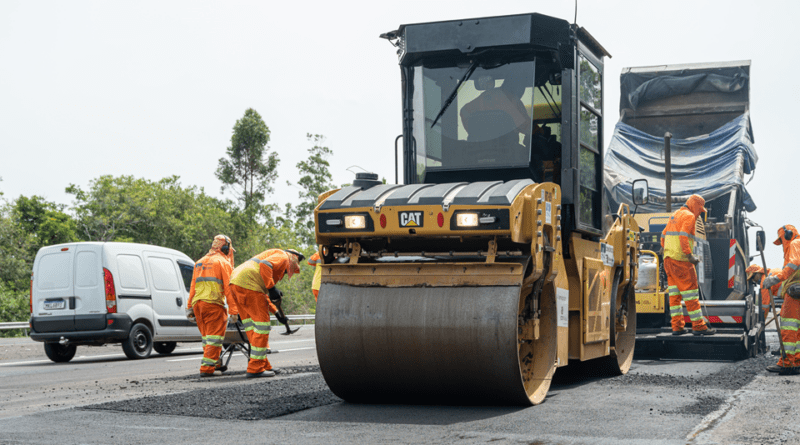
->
<box><xmin>153</xmin><ymin>341</ymin><xmax>177</xmax><ymax>355</ymax></box>
<box><xmin>44</xmin><ymin>343</ymin><xmax>77</xmax><ymax>363</ymax></box>
<box><xmin>122</xmin><ymin>323</ymin><xmax>153</xmax><ymax>359</ymax></box>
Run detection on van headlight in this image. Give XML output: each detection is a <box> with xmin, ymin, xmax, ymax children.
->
<box><xmin>456</xmin><ymin>213</ymin><xmax>479</xmax><ymax>227</ymax></box>
<box><xmin>344</xmin><ymin>215</ymin><xmax>366</xmax><ymax>229</ymax></box>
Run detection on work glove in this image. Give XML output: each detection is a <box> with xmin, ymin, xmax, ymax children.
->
<box><xmin>687</xmin><ymin>254</ymin><xmax>700</xmax><ymax>265</ymax></box>
<box><xmin>275</xmin><ymin>312</ymin><xmax>289</xmax><ymax>325</ymax></box>
<box><xmin>268</xmin><ymin>287</ymin><xmax>283</xmax><ymax>303</ymax></box>
<box><xmin>763</xmin><ymin>275</ymin><xmax>781</xmax><ymax>289</ymax></box>
<box><xmin>185</xmin><ymin>307</ymin><xmax>197</xmax><ymax>323</ymax></box>
<box><xmin>228</xmin><ymin>313</ymin><xmax>240</xmax><ymax>324</ymax></box>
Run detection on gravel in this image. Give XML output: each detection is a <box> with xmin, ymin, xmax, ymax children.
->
<box><xmin>83</xmin><ymin>366</ymin><xmax>342</xmax><ymax>421</ymax></box>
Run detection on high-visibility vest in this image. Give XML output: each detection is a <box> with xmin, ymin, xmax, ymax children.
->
<box><xmin>662</xmin><ymin>207</ymin><xmax>696</xmax><ymax>262</ymax></box>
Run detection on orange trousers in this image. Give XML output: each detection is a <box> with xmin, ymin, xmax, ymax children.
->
<box><xmin>230</xmin><ymin>284</ymin><xmax>278</xmax><ymax>374</ymax></box>
<box><xmin>194</xmin><ymin>300</ymin><xmax>227</xmax><ymax>374</ymax></box>
<box><xmin>778</xmin><ymin>294</ymin><xmax>799</xmax><ymax>368</ymax></box>
<box><xmin>664</xmin><ymin>257</ymin><xmax>709</xmax><ymax>331</ymax></box>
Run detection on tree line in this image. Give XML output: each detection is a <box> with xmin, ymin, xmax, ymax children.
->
<box><xmin>0</xmin><ymin>108</ymin><xmax>335</xmax><ymax>333</ymax></box>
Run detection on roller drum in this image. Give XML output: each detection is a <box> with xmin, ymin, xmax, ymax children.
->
<box><xmin>316</xmin><ymin>283</ymin><xmax>537</xmax><ymax>405</ymax></box>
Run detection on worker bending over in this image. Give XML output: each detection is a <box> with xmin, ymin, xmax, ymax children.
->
<box><xmin>746</xmin><ymin>265</ymin><xmax>780</xmax><ymax>321</ymax></box>
<box><xmin>308</xmin><ymin>251</ymin><xmax>321</xmax><ymax>302</ymax></box>
<box><xmin>661</xmin><ymin>194</ymin><xmax>715</xmax><ymax>336</ymax></box>
<box><xmin>762</xmin><ymin>225</ymin><xmax>800</xmax><ymax>374</ymax></box>
<box><xmin>187</xmin><ymin>235</ymin><xmax>236</xmax><ymax>377</ymax></box>
<box><xmin>230</xmin><ymin>248</ymin><xmax>304</xmax><ymax>378</ymax></box>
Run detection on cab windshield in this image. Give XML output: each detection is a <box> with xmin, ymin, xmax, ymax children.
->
<box><xmin>411</xmin><ymin>59</ymin><xmax>562</xmax><ymax>183</ymax></box>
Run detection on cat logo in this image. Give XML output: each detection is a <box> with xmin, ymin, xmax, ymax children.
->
<box><xmin>399</xmin><ymin>211</ymin><xmax>424</xmax><ymax>227</ymax></box>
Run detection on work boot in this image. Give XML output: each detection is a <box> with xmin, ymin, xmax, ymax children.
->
<box><xmin>245</xmin><ymin>370</ymin><xmax>276</xmax><ymax>378</ymax></box>
<box><xmin>269</xmin><ymin>367</ymin><xmax>282</xmax><ymax>375</ymax></box>
<box><xmin>692</xmin><ymin>327</ymin><xmax>716</xmax><ymax>336</ymax></box>
<box><xmin>766</xmin><ymin>364</ymin><xmax>783</xmax><ymax>373</ymax></box>
<box><xmin>214</xmin><ymin>360</ymin><xmax>227</xmax><ymax>373</ymax></box>
<box><xmin>672</xmin><ymin>328</ymin><xmax>689</xmax><ymax>336</ymax></box>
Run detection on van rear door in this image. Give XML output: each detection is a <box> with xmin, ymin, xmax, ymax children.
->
<box><xmin>32</xmin><ymin>245</ymin><xmax>76</xmax><ymax>332</ymax></box>
<box><xmin>73</xmin><ymin>244</ymin><xmax>106</xmax><ymax>331</ymax></box>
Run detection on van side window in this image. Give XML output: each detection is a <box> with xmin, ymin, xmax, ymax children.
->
<box><xmin>178</xmin><ymin>262</ymin><xmax>194</xmax><ymax>293</ymax></box>
<box><xmin>147</xmin><ymin>257</ymin><xmax>180</xmax><ymax>291</ymax></box>
<box><xmin>116</xmin><ymin>254</ymin><xmax>148</xmax><ymax>290</ymax></box>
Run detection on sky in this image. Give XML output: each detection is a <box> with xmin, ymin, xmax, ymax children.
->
<box><xmin>0</xmin><ymin>0</ymin><xmax>797</xmax><ymax>266</ymax></box>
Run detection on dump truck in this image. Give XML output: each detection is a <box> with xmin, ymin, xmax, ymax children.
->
<box><xmin>604</xmin><ymin>61</ymin><xmax>763</xmax><ymax>359</ymax></box>
<box><xmin>312</xmin><ymin>13</ymin><xmax>643</xmax><ymax>406</ymax></box>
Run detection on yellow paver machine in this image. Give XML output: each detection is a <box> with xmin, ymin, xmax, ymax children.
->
<box><xmin>313</xmin><ymin>13</ymin><xmax>643</xmax><ymax>405</ymax></box>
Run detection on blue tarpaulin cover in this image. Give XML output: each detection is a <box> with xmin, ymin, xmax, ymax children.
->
<box><xmin>604</xmin><ymin>112</ymin><xmax>758</xmax><ymax>214</ymax></box>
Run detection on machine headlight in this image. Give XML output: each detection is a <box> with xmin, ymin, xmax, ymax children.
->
<box><xmin>456</xmin><ymin>213</ymin><xmax>479</xmax><ymax>227</ymax></box>
<box><xmin>344</xmin><ymin>215</ymin><xmax>366</xmax><ymax>229</ymax></box>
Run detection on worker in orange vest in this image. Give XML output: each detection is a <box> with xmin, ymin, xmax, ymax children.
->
<box><xmin>308</xmin><ymin>251</ymin><xmax>321</xmax><ymax>302</ymax></box>
<box><xmin>762</xmin><ymin>225</ymin><xmax>800</xmax><ymax>374</ymax></box>
<box><xmin>229</xmin><ymin>248</ymin><xmax>303</xmax><ymax>378</ymax></box>
<box><xmin>746</xmin><ymin>264</ymin><xmax>780</xmax><ymax>321</ymax></box>
<box><xmin>661</xmin><ymin>194</ymin><xmax>715</xmax><ymax>336</ymax></box>
<box><xmin>187</xmin><ymin>234</ymin><xmax>236</xmax><ymax>377</ymax></box>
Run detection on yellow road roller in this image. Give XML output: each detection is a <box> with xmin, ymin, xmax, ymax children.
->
<box><xmin>314</xmin><ymin>12</ymin><xmax>644</xmax><ymax>405</ymax></box>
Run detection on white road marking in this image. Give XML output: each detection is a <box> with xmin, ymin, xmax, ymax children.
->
<box><xmin>166</xmin><ymin>346</ymin><xmax>315</xmax><ymax>362</ymax></box>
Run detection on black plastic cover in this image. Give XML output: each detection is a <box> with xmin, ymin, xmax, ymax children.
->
<box><xmin>319</xmin><ymin>179</ymin><xmax>533</xmax><ymax>210</ymax></box>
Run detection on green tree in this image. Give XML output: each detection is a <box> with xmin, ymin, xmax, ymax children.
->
<box><xmin>67</xmin><ymin>175</ymin><xmax>234</xmax><ymax>261</ymax></box>
<box><xmin>13</xmin><ymin>196</ymin><xmax>77</xmax><ymax>247</ymax></box>
<box><xmin>284</xmin><ymin>134</ymin><xmax>335</xmax><ymax>246</ymax></box>
<box><xmin>215</xmin><ymin>108</ymin><xmax>280</xmax><ymax>213</ymax></box>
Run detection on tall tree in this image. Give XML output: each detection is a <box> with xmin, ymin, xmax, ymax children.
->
<box><xmin>285</xmin><ymin>134</ymin><xmax>335</xmax><ymax>245</ymax></box>
<box><xmin>215</xmin><ymin>108</ymin><xmax>279</xmax><ymax>213</ymax></box>
<box><xmin>67</xmin><ymin>175</ymin><xmax>233</xmax><ymax>260</ymax></box>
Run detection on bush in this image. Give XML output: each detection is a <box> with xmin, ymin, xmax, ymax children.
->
<box><xmin>0</xmin><ymin>284</ymin><xmax>29</xmax><ymax>338</ymax></box>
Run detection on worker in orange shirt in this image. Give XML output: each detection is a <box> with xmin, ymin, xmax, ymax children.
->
<box><xmin>229</xmin><ymin>248</ymin><xmax>304</xmax><ymax>378</ymax></box>
<box><xmin>762</xmin><ymin>225</ymin><xmax>800</xmax><ymax>374</ymax></box>
<box><xmin>187</xmin><ymin>235</ymin><xmax>236</xmax><ymax>377</ymax></box>
<box><xmin>746</xmin><ymin>265</ymin><xmax>780</xmax><ymax>321</ymax></box>
<box><xmin>308</xmin><ymin>251</ymin><xmax>321</xmax><ymax>302</ymax></box>
<box><xmin>661</xmin><ymin>194</ymin><xmax>715</xmax><ymax>336</ymax></box>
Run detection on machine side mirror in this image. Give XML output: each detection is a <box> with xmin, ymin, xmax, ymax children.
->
<box><xmin>756</xmin><ymin>230</ymin><xmax>766</xmax><ymax>252</ymax></box>
<box><xmin>632</xmin><ymin>179</ymin><xmax>649</xmax><ymax>205</ymax></box>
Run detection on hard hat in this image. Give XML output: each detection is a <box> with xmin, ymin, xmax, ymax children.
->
<box><xmin>774</xmin><ymin>225</ymin><xmax>797</xmax><ymax>246</ymax></box>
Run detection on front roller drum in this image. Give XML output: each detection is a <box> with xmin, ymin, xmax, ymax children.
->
<box><xmin>315</xmin><ymin>283</ymin><xmax>557</xmax><ymax>405</ymax></box>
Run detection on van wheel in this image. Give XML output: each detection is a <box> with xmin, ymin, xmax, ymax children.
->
<box><xmin>122</xmin><ymin>323</ymin><xmax>153</xmax><ymax>359</ymax></box>
<box><xmin>153</xmin><ymin>341</ymin><xmax>177</xmax><ymax>355</ymax></box>
<box><xmin>44</xmin><ymin>343</ymin><xmax>77</xmax><ymax>363</ymax></box>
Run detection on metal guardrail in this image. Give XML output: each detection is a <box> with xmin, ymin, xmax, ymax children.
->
<box><xmin>0</xmin><ymin>315</ymin><xmax>316</xmax><ymax>332</ymax></box>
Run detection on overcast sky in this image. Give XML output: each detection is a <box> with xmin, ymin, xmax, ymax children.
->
<box><xmin>1</xmin><ymin>0</ymin><xmax>797</xmax><ymax>266</ymax></box>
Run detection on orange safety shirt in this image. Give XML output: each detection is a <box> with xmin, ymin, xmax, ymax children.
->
<box><xmin>230</xmin><ymin>249</ymin><xmax>292</xmax><ymax>293</ymax></box>
<box><xmin>661</xmin><ymin>195</ymin><xmax>705</xmax><ymax>262</ymax></box>
<box><xmin>189</xmin><ymin>250</ymin><xmax>233</xmax><ymax>308</ymax></box>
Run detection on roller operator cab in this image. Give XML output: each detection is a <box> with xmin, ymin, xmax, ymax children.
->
<box><xmin>314</xmin><ymin>13</ymin><xmax>641</xmax><ymax>405</ymax></box>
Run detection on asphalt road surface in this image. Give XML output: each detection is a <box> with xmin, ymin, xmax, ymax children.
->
<box><xmin>0</xmin><ymin>326</ymin><xmax>797</xmax><ymax>444</ymax></box>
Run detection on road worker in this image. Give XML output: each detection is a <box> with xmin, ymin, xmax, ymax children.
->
<box><xmin>308</xmin><ymin>251</ymin><xmax>321</xmax><ymax>302</ymax></box>
<box><xmin>746</xmin><ymin>264</ymin><xmax>780</xmax><ymax>321</ymax></box>
<box><xmin>187</xmin><ymin>234</ymin><xmax>236</xmax><ymax>377</ymax></box>
<box><xmin>762</xmin><ymin>225</ymin><xmax>800</xmax><ymax>374</ymax></box>
<box><xmin>661</xmin><ymin>194</ymin><xmax>715</xmax><ymax>336</ymax></box>
<box><xmin>229</xmin><ymin>248</ymin><xmax>304</xmax><ymax>378</ymax></box>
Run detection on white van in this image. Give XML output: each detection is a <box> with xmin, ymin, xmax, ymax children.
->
<box><xmin>29</xmin><ymin>242</ymin><xmax>209</xmax><ymax>362</ymax></box>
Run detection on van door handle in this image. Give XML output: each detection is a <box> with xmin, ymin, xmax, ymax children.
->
<box><xmin>176</xmin><ymin>297</ymin><xmax>183</xmax><ymax>307</ymax></box>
